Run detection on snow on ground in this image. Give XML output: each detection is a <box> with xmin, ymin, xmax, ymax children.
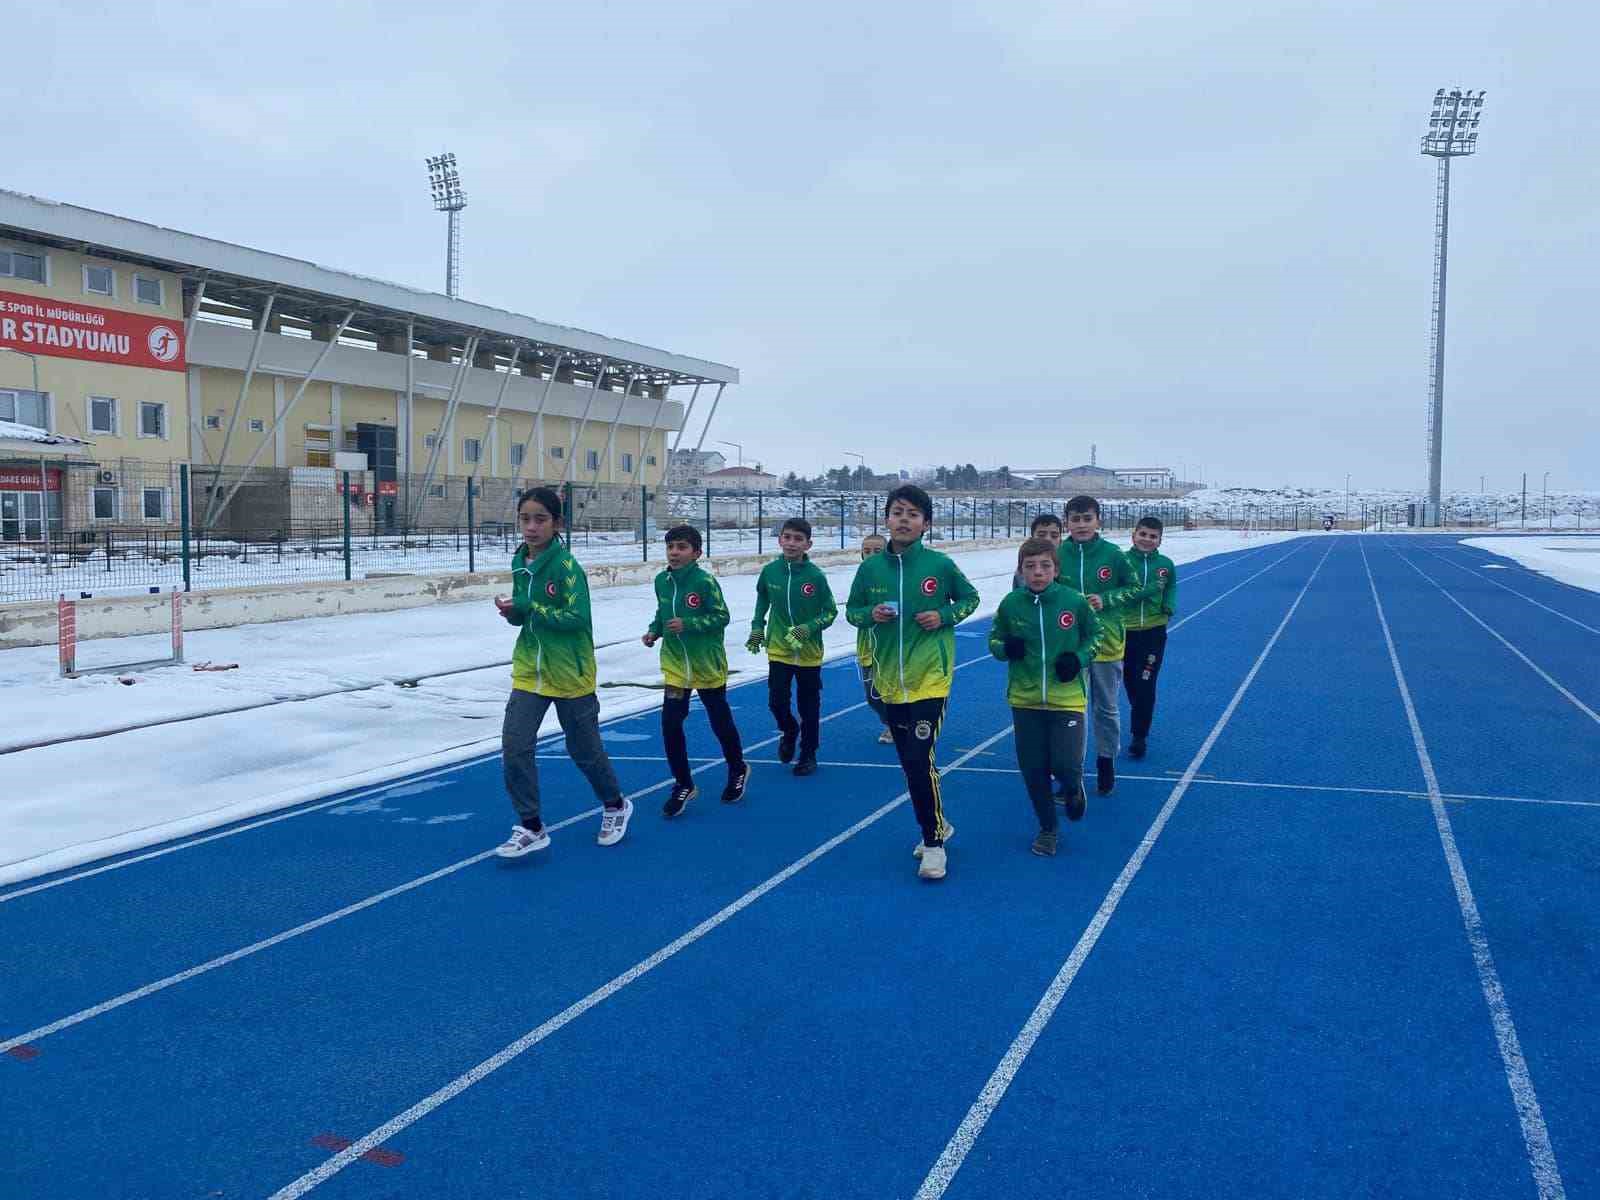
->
<box><xmin>0</xmin><ymin>530</ymin><xmax>1300</xmax><ymax>885</ymax></box>
<box><xmin>1460</xmin><ymin>535</ymin><xmax>1600</xmax><ymax>593</ymax></box>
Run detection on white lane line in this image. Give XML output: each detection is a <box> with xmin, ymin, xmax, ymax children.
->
<box><xmin>1167</xmin><ymin>542</ymin><xmax>1305</xmax><ymax>633</ymax></box>
<box><xmin>1361</xmin><ymin>540</ymin><xmax>1566</xmax><ymax>1200</ymax></box>
<box><xmin>1420</xmin><ymin>546</ymin><xmax>1600</xmax><ymax>636</ymax></box>
<box><xmin>264</xmin><ymin>726</ymin><xmax>1017</xmax><ymax>1200</ymax></box>
<box><xmin>1394</xmin><ymin>551</ymin><xmax>1599</xmax><ymax>727</ymax></box>
<box><xmin>913</xmin><ymin>543</ymin><xmax>1333</xmax><ymax>1200</ymax></box>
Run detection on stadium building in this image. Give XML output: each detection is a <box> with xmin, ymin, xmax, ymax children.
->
<box><xmin>0</xmin><ymin>189</ymin><xmax>736</xmax><ymax>541</ymax></box>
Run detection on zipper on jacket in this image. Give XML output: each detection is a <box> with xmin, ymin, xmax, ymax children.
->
<box><xmin>1035</xmin><ymin>591</ymin><xmax>1047</xmax><ymax>703</ymax></box>
<box><xmin>895</xmin><ymin>550</ymin><xmax>907</xmax><ymax>702</ymax></box>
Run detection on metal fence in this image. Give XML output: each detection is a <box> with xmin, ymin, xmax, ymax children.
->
<box><xmin>2</xmin><ymin>463</ymin><xmax>1594</xmax><ymax>606</ymax></box>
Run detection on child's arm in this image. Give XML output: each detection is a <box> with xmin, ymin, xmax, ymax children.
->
<box><xmin>751</xmin><ymin>569</ymin><xmax>771</xmax><ymax>636</ymax></box>
<box><xmin>988</xmin><ymin>603</ymin><xmax>1015</xmax><ymax>661</ymax></box>
<box><xmin>811</xmin><ymin>575</ymin><xmax>839</xmax><ymax>634</ymax></box>
<box><xmin>1073</xmin><ymin>595</ymin><xmax>1105</xmax><ymax>666</ymax></box>
<box><xmin>680</xmin><ymin>577</ymin><xmax>731</xmax><ymax>633</ymax></box>
<box><xmin>940</xmin><ymin>562</ymin><xmax>982</xmax><ymax>627</ymax></box>
<box><xmin>1163</xmin><ymin>562</ymin><xmax>1180</xmax><ymax>617</ymax></box>
<box><xmin>646</xmin><ymin>578</ymin><xmax>664</xmax><ymax>638</ymax></box>
<box><xmin>845</xmin><ymin>565</ymin><xmax>876</xmax><ymax>628</ymax></box>
<box><xmin>499</xmin><ymin>568</ymin><xmax>530</xmax><ymax>625</ymax></box>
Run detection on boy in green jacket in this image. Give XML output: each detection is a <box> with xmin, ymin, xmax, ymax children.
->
<box><xmin>746</xmin><ymin>518</ymin><xmax>838</xmax><ymax>776</ymax></box>
<box><xmin>643</xmin><ymin>525</ymin><xmax>748</xmax><ymax>817</ymax></box>
<box><xmin>846</xmin><ymin>485</ymin><xmax>980</xmax><ymax>881</ymax></box>
<box><xmin>1123</xmin><ymin>516</ymin><xmax>1180</xmax><ymax>759</ymax></box>
<box><xmin>493</xmin><ymin>487</ymin><xmax>631</xmax><ymax>857</ymax></box>
<box><xmin>1059</xmin><ymin>495</ymin><xmax>1155</xmax><ymax>796</ymax></box>
<box><xmin>990</xmin><ymin>537</ymin><xmax>1102</xmax><ymax>855</ymax></box>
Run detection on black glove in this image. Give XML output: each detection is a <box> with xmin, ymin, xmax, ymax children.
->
<box><xmin>1054</xmin><ymin>653</ymin><xmax>1082</xmax><ymax>682</ymax></box>
<box><xmin>1002</xmin><ymin>635</ymin><xmax>1026</xmax><ymax>661</ymax></box>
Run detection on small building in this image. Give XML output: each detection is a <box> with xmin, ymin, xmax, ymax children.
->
<box><xmin>666</xmin><ymin>449</ymin><xmax>726</xmax><ymax>488</ymax></box>
<box><xmin>705</xmin><ymin>465</ymin><xmax>777</xmax><ymax>493</ymax></box>
<box><xmin>1113</xmin><ymin>467</ymin><xmax>1174</xmax><ymax>490</ymax></box>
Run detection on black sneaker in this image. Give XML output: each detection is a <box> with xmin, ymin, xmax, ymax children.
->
<box><xmin>721</xmin><ymin>763</ymin><xmax>751</xmax><ymax>804</ymax></box>
<box><xmin>1096</xmin><ymin>756</ymin><xmax>1115</xmax><ymax>796</ymax></box>
<box><xmin>1129</xmin><ymin>737</ymin><xmax>1147</xmax><ymax>760</ymax></box>
<box><xmin>662</xmin><ymin>783</ymin><xmax>697</xmax><ymax>818</ymax></box>
<box><xmin>778</xmin><ymin>731</ymin><xmax>798</xmax><ymax>764</ymax></box>
<box><xmin>1031</xmin><ymin>829</ymin><xmax>1058</xmax><ymax>857</ymax></box>
<box><xmin>1053</xmin><ymin>779</ymin><xmax>1069</xmax><ymax>807</ymax></box>
<box><xmin>792</xmin><ymin>756</ymin><xmax>817</xmax><ymax>777</ymax></box>
<box><xmin>1065</xmin><ymin>782</ymin><xmax>1087</xmax><ymax>822</ymax></box>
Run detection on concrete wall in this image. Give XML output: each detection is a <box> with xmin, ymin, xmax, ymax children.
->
<box><xmin>0</xmin><ymin>539</ymin><xmax>1019</xmax><ymax>649</ymax></box>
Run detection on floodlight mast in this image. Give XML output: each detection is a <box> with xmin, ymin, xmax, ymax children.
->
<box><xmin>1419</xmin><ymin>89</ymin><xmax>1485</xmax><ymax>516</ymax></box>
<box><xmin>425</xmin><ymin>153</ymin><xmax>468</xmax><ymax>298</ymax></box>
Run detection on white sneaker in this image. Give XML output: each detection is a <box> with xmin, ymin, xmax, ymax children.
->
<box><xmin>597</xmin><ymin>798</ymin><xmax>633</xmax><ymax>847</ymax></box>
<box><xmin>912</xmin><ymin>821</ymin><xmax>954</xmax><ymax>858</ymax></box>
<box><xmin>877</xmin><ymin>727</ymin><xmax>896</xmax><ymax>745</ymax></box>
<box><xmin>917</xmin><ymin>844</ymin><xmax>947</xmax><ymax>880</ymax></box>
<box><xmin>495</xmin><ymin>825</ymin><xmax>550</xmax><ymax>858</ymax></box>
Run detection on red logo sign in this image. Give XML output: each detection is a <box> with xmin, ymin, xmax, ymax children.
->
<box><xmin>921</xmin><ymin>577</ymin><xmax>938</xmax><ymax>595</ymax></box>
<box><xmin>0</xmin><ymin>466</ymin><xmax>62</xmax><ymax>491</ymax></box>
<box><xmin>686</xmin><ymin>592</ymin><xmax>703</xmax><ymax>609</ymax></box>
<box><xmin>545</xmin><ymin>581</ymin><xmax>558</xmax><ymax>597</ymax></box>
<box><xmin>1058</xmin><ymin>611</ymin><xmax>1075</xmax><ymax>630</ymax></box>
<box><xmin>1</xmin><ymin>289</ymin><xmax>187</xmax><ymax>372</ymax></box>
<box><xmin>1096</xmin><ymin>566</ymin><xmax>1112</xmax><ymax>582</ymax></box>
<box><xmin>801</xmin><ymin>582</ymin><xmax>816</xmax><ymax>597</ymax></box>
<box><xmin>1157</xmin><ymin>567</ymin><xmax>1169</xmax><ymax>579</ymax></box>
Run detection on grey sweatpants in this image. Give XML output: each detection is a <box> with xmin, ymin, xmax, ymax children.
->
<box><xmin>1011</xmin><ymin>707</ymin><xmax>1086</xmax><ymax>832</ymax></box>
<box><xmin>502</xmin><ymin>690</ymin><xmax>623</xmax><ymax>830</ymax></box>
<box><xmin>1087</xmin><ymin>659</ymin><xmax>1124</xmax><ymax>758</ymax></box>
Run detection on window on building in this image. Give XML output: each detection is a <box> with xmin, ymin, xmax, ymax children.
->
<box><xmin>463</xmin><ymin>437</ymin><xmax>482</xmax><ymax>464</ymax></box>
<box><xmin>646</xmin><ymin>455</ymin><xmax>657</xmax><ymax>466</ymax></box>
<box><xmin>509</xmin><ymin>443</ymin><xmax>525</xmax><ymax>468</ymax></box>
<box><xmin>424</xmin><ymin>433</ymin><xmax>438</xmax><ymax>449</ymax></box>
<box><xmin>0</xmin><ymin>389</ymin><xmax>49</xmax><ymax>430</ymax></box>
<box><xmin>248</xmin><ymin>418</ymin><xmax>266</xmax><ymax>433</ymax></box>
<box><xmin>0</xmin><ymin>248</ymin><xmax>46</xmax><ymax>282</ymax></box>
<box><xmin>88</xmin><ymin>396</ymin><xmax>118</xmax><ymax>435</ymax></box>
<box><xmin>428</xmin><ymin>483</ymin><xmax>447</xmax><ymax>498</ymax></box>
<box><xmin>133</xmin><ymin>275</ymin><xmax>163</xmax><ymax>305</ymax></box>
<box><xmin>550</xmin><ymin>446</ymin><xmax>564</xmax><ymax>459</ymax></box>
<box><xmin>621</xmin><ymin>452</ymin><xmax>634</xmax><ymax>475</ymax></box>
<box><xmin>205</xmin><ymin>414</ymin><xmax>221</xmax><ymax>430</ymax></box>
<box><xmin>93</xmin><ymin>487</ymin><xmax>118</xmax><ymax>520</ymax></box>
<box><xmin>142</xmin><ymin>488</ymin><xmax>168</xmax><ymax>521</ymax></box>
<box><xmin>83</xmin><ymin>264</ymin><xmax>114</xmax><ymax>297</ymax></box>
<box><xmin>138</xmin><ymin>401</ymin><xmax>166</xmax><ymax>439</ymax></box>
<box><xmin>586</xmin><ymin>449</ymin><xmax>600</xmax><ymax>470</ymax></box>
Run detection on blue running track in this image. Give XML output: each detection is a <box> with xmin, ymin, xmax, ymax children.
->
<box><xmin>3</xmin><ymin>535</ymin><xmax>1596</xmax><ymax>1199</ymax></box>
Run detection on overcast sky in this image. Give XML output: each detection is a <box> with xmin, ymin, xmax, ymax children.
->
<box><xmin>10</xmin><ymin>0</ymin><xmax>1595</xmax><ymax>491</ymax></box>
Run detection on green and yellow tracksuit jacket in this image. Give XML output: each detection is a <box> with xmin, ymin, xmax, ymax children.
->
<box><xmin>751</xmin><ymin>556</ymin><xmax>838</xmax><ymax>667</ymax></box>
<box><xmin>648</xmin><ymin>561</ymin><xmax>732</xmax><ymax>689</ymax></box>
<box><xmin>504</xmin><ymin>540</ymin><xmax>597</xmax><ymax>699</ymax></box>
<box><xmin>1124</xmin><ymin>547</ymin><xmax>1179</xmax><ymax>631</ymax></box>
<box><xmin>988</xmin><ymin>582</ymin><xmax>1103</xmax><ymax>711</ymax></box>
<box><xmin>845</xmin><ymin>537</ymin><xmax>980</xmax><ymax>704</ymax></box>
<box><xmin>1057</xmin><ymin>533</ymin><xmax>1153</xmax><ymax>662</ymax></box>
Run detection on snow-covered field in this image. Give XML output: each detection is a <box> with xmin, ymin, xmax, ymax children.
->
<box><xmin>0</xmin><ymin>530</ymin><xmax>1300</xmax><ymax>885</ymax></box>
<box><xmin>1462</xmin><ymin>535</ymin><xmax>1600</xmax><ymax>592</ymax></box>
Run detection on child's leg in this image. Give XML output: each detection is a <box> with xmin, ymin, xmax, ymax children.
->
<box><xmin>861</xmin><ymin>665</ymin><xmax>889</xmax><ymax>728</ymax></box>
<box><xmin>1011</xmin><ymin>708</ymin><xmax>1057</xmax><ymax>832</ymax></box>
<box><xmin>554</xmin><ymin>693</ymin><xmax>624</xmax><ymax>808</ymax></box>
<box><xmin>1124</xmin><ymin>627</ymin><xmax>1168</xmax><ymax>740</ymax></box>
<box><xmin>1088</xmin><ymin>659</ymin><xmax>1123</xmax><ymax>757</ymax></box>
<box><xmin>1051</xmin><ymin>709</ymin><xmax>1087</xmax><ymax>801</ymax></box>
<box><xmin>502</xmin><ymin>690</ymin><xmax>555</xmax><ymax>830</ymax></box>
<box><xmin>887</xmin><ymin>698</ymin><xmax>948</xmax><ymax>845</ymax></box>
<box><xmin>767</xmin><ymin>660</ymin><xmax>799</xmax><ymax>738</ymax></box>
<box><xmin>661</xmin><ymin>686</ymin><xmax>695</xmax><ymax>787</ymax></box>
<box><xmin>795</xmin><ymin>665</ymin><xmax>822</xmax><ymax>757</ymax></box>
<box><xmin>696</xmin><ymin>686</ymin><xmax>746</xmax><ymax>771</ymax></box>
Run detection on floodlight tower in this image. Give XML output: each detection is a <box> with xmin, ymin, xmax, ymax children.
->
<box><xmin>1419</xmin><ymin>88</ymin><xmax>1486</xmax><ymax>515</ymax></box>
<box><xmin>425</xmin><ymin>153</ymin><xmax>468</xmax><ymax>298</ymax></box>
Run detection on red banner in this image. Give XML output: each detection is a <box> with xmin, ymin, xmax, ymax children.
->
<box><xmin>0</xmin><ymin>466</ymin><xmax>62</xmax><ymax>491</ymax></box>
<box><xmin>377</xmin><ymin>480</ymin><xmax>398</xmax><ymax>496</ymax></box>
<box><xmin>0</xmin><ymin>288</ymin><xmax>186</xmax><ymax>372</ymax></box>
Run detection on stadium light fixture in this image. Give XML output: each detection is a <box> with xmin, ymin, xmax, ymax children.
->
<box><xmin>425</xmin><ymin>152</ymin><xmax>469</xmax><ymax>298</ymax></box>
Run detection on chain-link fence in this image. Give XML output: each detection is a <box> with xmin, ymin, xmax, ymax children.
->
<box><xmin>3</xmin><ymin>463</ymin><xmax>1596</xmax><ymax>605</ymax></box>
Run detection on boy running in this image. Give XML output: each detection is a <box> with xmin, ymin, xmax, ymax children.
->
<box><xmin>1058</xmin><ymin>495</ymin><xmax>1150</xmax><ymax>796</ymax></box>
<box><xmin>1122</xmin><ymin>516</ymin><xmax>1180</xmax><ymax>759</ymax></box>
<box><xmin>494</xmin><ymin>487</ymin><xmax>631</xmax><ymax>857</ymax></box>
<box><xmin>857</xmin><ymin>533</ymin><xmax>894</xmax><ymax>744</ymax></box>
<box><xmin>643</xmin><ymin>525</ymin><xmax>749</xmax><ymax>817</ymax></box>
<box><xmin>990</xmin><ymin>537</ymin><xmax>1101</xmax><ymax>854</ymax></box>
<box><xmin>847</xmin><ymin>485</ymin><xmax>980</xmax><ymax>881</ymax></box>
<box><xmin>747</xmin><ymin>518</ymin><xmax>838</xmax><ymax>776</ymax></box>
